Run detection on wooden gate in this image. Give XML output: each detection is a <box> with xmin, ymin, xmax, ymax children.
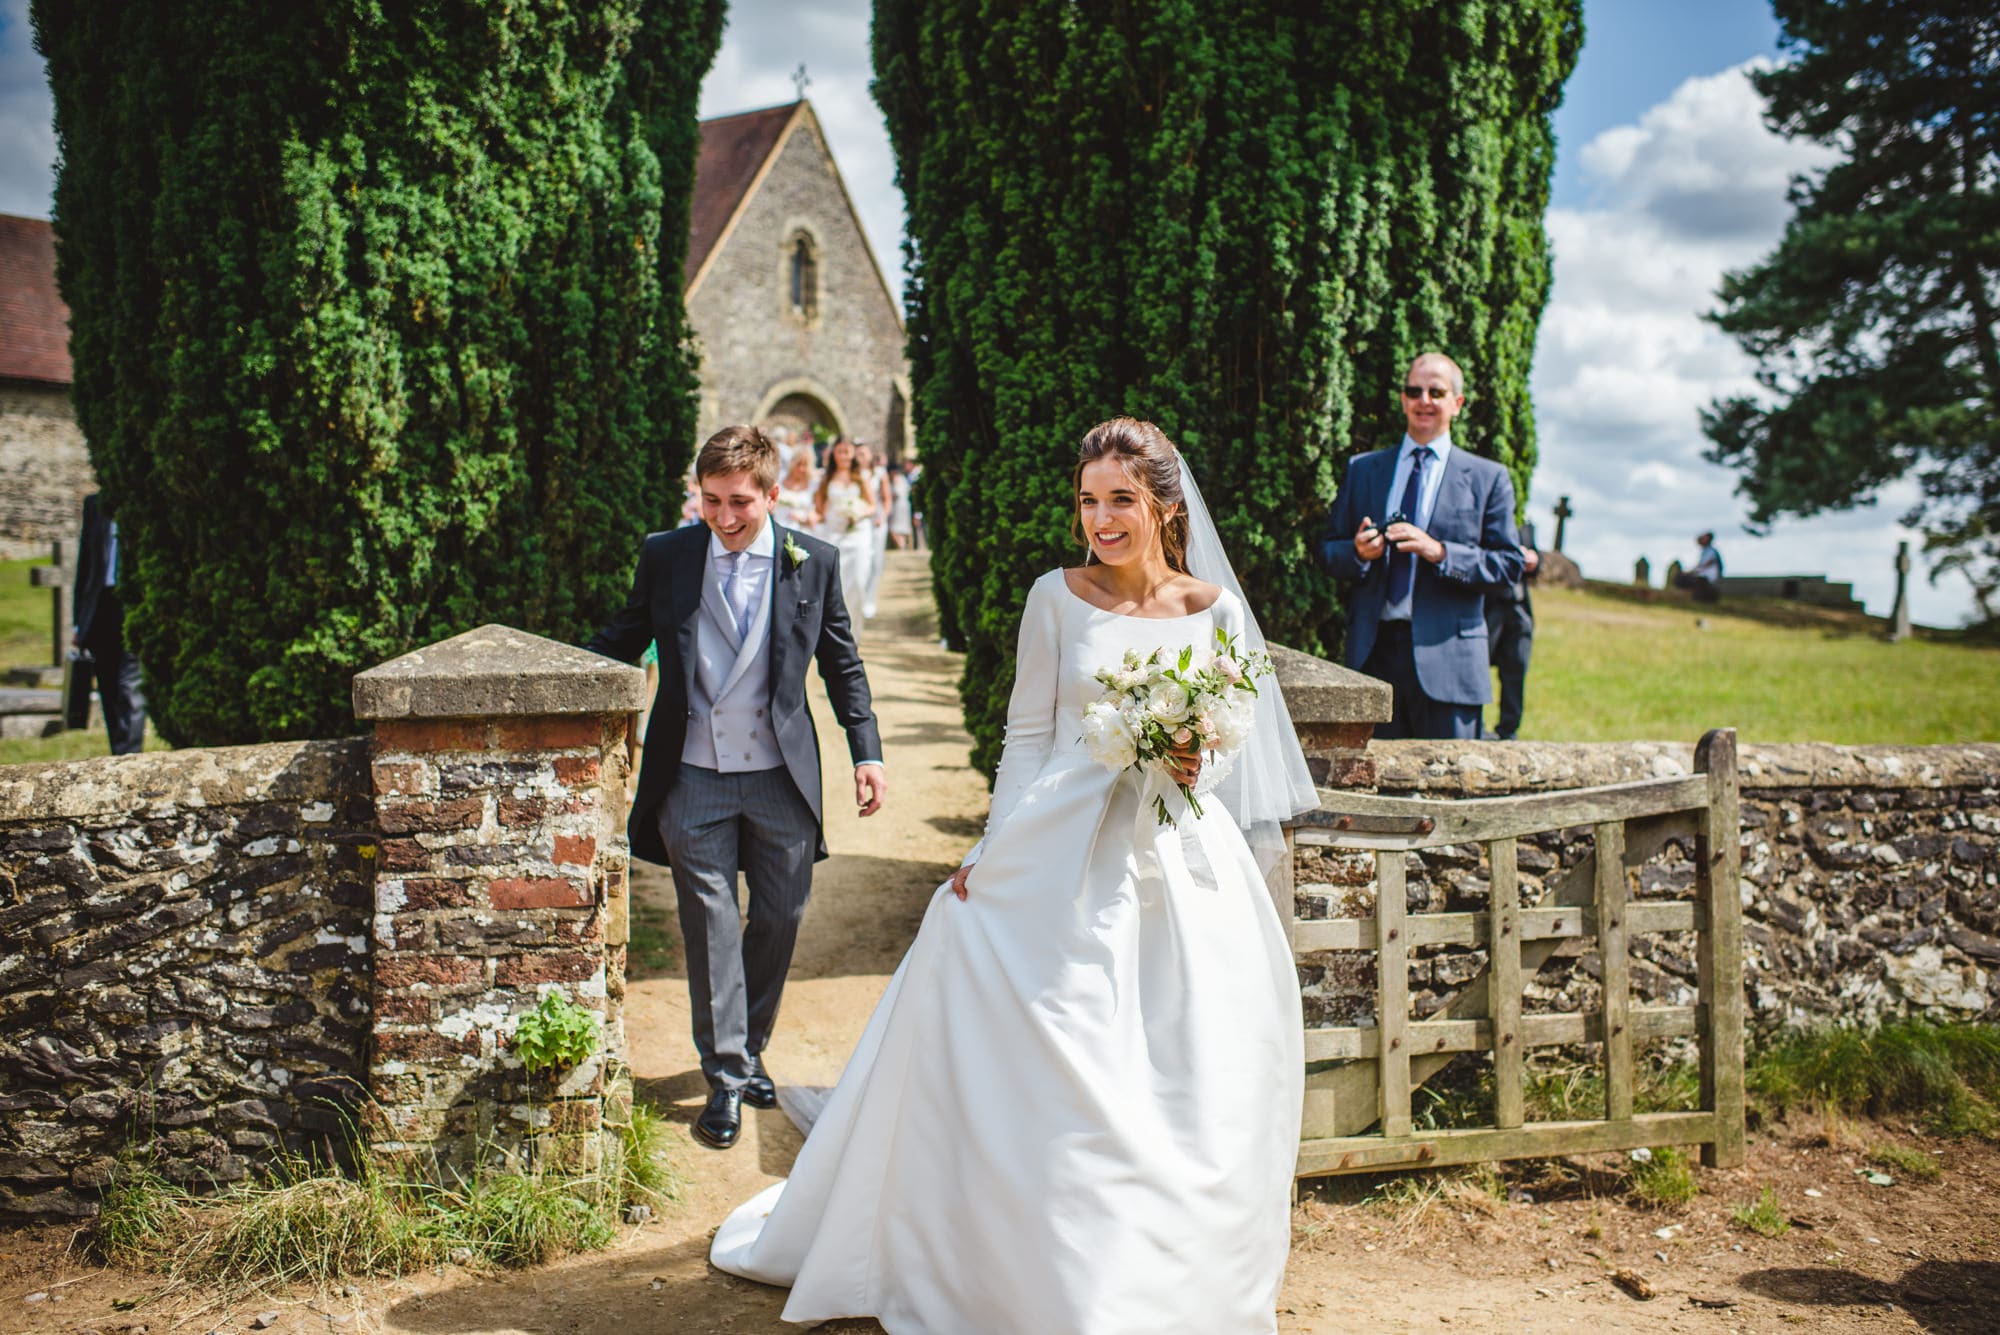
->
<box><xmin>1287</xmin><ymin>730</ymin><xmax>1745</xmax><ymax>1177</ymax></box>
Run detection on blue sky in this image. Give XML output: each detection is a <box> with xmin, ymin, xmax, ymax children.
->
<box><xmin>0</xmin><ymin>1</ymin><xmax>1975</xmax><ymax>624</ymax></box>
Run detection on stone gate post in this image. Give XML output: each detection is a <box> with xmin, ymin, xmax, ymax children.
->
<box><xmin>351</xmin><ymin>625</ymin><xmax>646</xmax><ymax>1169</ymax></box>
<box><xmin>1269</xmin><ymin>645</ymin><xmax>1392</xmax><ymax>925</ymax></box>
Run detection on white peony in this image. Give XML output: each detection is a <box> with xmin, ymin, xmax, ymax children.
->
<box><xmin>1146</xmin><ymin>681</ymin><xmax>1190</xmax><ymax>724</ymax></box>
<box><xmin>1081</xmin><ymin>701</ymin><xmax>1138</xmax><ymax>770</ymax></box>
<box><xmin>1207</xmin><ymin>694</ymin><xmax>1256</xmax><ymax>754</ymax></box>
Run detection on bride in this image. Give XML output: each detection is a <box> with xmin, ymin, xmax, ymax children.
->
<box><xmin>710</xmin><ymin>417</ymin><xmax>1317</xmax><ymax>1333</ymax></box>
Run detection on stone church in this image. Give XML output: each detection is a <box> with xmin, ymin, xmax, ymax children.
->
<box><xmin>686</xmin><ymin>100</ymin><xmax>911</xmax><ymax>458</ymax></box>
<box><xmin>0</xmin><ymin>214</ymin><xmax>88</xmax><ymax>559</ymax></box>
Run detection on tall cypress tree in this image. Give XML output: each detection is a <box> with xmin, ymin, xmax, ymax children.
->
<box><xmin>873</xmin><ymin>0</ymin><xmax>1581</xmax><ymax>773</ymax></box>
<box><xmin>35</xmin><ymin>1</ymin><xmax>724</xmax><ymax>744</ymax></box>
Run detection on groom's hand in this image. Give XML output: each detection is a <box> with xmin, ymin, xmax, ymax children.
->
<box><xmin>855</xmin><ymin>762</ymin><xmax>886</xmax><ymax>817</ymax></box>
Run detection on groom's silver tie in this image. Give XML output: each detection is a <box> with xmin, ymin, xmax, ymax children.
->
<box><xmin>724</xmin><ymin>550</ymin><xmax>753</xmax><ymax>641</ymax></box>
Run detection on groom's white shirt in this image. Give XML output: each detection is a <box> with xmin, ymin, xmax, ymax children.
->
<box><xmin>682</xmin><ymin>520</ymin><xmax>782</xmax><ymax>773</ymax></box>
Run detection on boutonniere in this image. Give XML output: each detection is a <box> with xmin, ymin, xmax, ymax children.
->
<box><xmin>783</xmin><ymin>533</ymin><xmax>809</xmax><ymax>569</ymax></box>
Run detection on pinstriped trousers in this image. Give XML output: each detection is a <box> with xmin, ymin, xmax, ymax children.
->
<box><xmin>659</xmin><ymin>763</ymin><xmax>819</xmax><ymax>1093</ymax></box>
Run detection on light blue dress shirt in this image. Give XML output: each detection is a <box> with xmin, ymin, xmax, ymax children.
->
<box><xmin>1381</xmin><ymin>432</ymin><xmax>1452</xmax><ymax>623</ymax></box>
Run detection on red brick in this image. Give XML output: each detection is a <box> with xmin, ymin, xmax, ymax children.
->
<box><xmin>379</xmin><ymin>915</ymin><xmax>431</xmax><ymax>951</ymax></box>
<box><xmin>494</xmin><ymin>951</ymin><xmax>598</xmax><ymax>986</ymax></box>
<box><xmin>373</xmin><ymin>992</ymin><xmax>439</xmax><ymax>1025</ymax></box>
<box><xmin>399</xmin><ymin>878</ymin><xmax>477</xmax><ymax>911</ymax></box>
<box><xmin>496</xmin><ymin>716</ymin><xmax>602</xmax><ymax>750</ymax></box>
<box><xmin>375</xmin><ymin>955</ymin><xmax>485</xmax><ymax>989</ymax></box>
<box><xmin>1297</xmin><ymin>722</ymin><xmax>1377</xmax><ymax>751</ymax></box>
<box><xmin>552</xmin><ymin>834</ymin><xmax>596</xmax><ymax>867</ymax></box>
<box><xmin>372</xmin><ymin>1029</ymin><xmax>479</xmax><ymax>1063</ymax></box>
<box><xmin>487</xmin><ymin>877</ymin><xmax>591</xmax><ymax>910</ymax></box>
<box><xmin>371</xmin><ymin>761</ymin><xmax>432</xmax><ymax>797</ymax></box>
<box><xmin>379</xmin><ymin>838</ymin><xmax>434</xmax><ymax>873</ymax></box>
<box><xmin>1310</xmin><ymin>753</ymin><xmax>1377</xmax><ymax>789</ymax></box>
<box><xmin>498</xmin><ymin>795</ymin><xmax>551</xmax><ymax>827</ymax></box>
<box><xmin>376</xmin><ymin>719</ymin><xmax>489</xmax><ymax>753</ymax></box>
<box><xmin>553</xmin><ymin>755</ymin><xmax>602</xmax><ymax>787</ymax></box>
<box><xmin>376</xmin><ymin>796</ymin><xmax>483</xmax><ymax>835</ymax></box>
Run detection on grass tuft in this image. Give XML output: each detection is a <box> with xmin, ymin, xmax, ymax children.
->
<box><xmin>1627</xmin><ymin>1146</ymin><xmax>1699</xmax><ymax>1209</ymax></box>
<box><xmin>96</xmin><ymin>1097</ymin><xmax>682</xmax><ymax>1292</ymax></box>
<box><xmin>1867</xmin><ymin>1143</ymin><xmax>1943</xmax><ymax>1182</ymax></box>
<box><xmin>1748</xmin><ymin>1020</ymin><xmax>2000</xmax><ymax>1137</ymax></box>
<box><xmin>1731</xmin><ymin>1184</ymin><xmax>1790</xmax><ymax>1237</ymax></box>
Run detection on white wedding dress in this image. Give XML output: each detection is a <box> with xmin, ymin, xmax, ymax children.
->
<box><xmin>710</xmin><ymin>568</ymin><xmax>1304</xmax><ymax>1334</ymax></box>
<box><xmin>816</xmin><ymin>478</ymin><xmax>875</xmax><ymax>620</ymax></box>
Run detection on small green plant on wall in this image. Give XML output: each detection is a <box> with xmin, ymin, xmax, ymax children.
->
<box><xmin>514</xmin><ymin>992</ymin><xmax>601</xmax><ymax>1075</ymax></box>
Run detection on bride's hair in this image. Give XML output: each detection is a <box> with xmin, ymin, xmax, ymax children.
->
<box><xmin>1072</xmin><ymin>418</ymin><xmax>1190</xmax><ymax>573</ymax></box>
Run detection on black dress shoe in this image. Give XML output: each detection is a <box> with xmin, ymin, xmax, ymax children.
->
<box><xmin>693</xmin><ymin>1088</ymin><xmax>742</xmax><ymax>1149</ymax></box>
<box><xmin>743</xmin><ymin>1054</ymin><xmax>777</xmax><ymax>1109</ymax></box>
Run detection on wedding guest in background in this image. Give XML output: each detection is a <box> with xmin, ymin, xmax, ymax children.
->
<box><xmin>71</xmin><ymin>492</ymin><xmax>146</xmax><ymax>755</ymax></box>
<box><xmin>857</xmin><ymin>443</ymin><xmax>892</xmax><ymax>619</ymax></box>
<box><xmin>777</xmin><ymin>449</ymin><xmax>819</xmax><ymax>532</ymax></box>
<box><xmin>888</xmin><ymin>461</ymin><xmax>914</xmax><ymax>550</ymax></box>
<box><xmin>1485</xmin><ymin>518</ymin><xmax>1538</xmax><ymax>741</ymax></box>
<box><xmin>679</xmin><ymin>466</ymin><xmax>704</xmax><ymax>528</ymax></box>
<box><xmin>1318</xmin><ymin>352</ymin><xmax>1524</xmax><ymax>739</ymax></box>
<box><xmin>907</xmin><ymin>461</ymin><xmax>927</xmax><ymax>550</ymax></box>
<box><xmin>1673</xmin><ymin>531</ymin><xmax>1723</xmax><ymax>603</ymax></box>
<box><xmin>815</xmin><ymin>438</ymin><xmax>878</xmax><ymax>623</ymax></box>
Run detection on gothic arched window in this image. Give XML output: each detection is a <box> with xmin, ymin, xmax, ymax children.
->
<box><xmin>789</xmin><ymin>234</ymin><xmax>818</xmax><ymax>319</ymax></box>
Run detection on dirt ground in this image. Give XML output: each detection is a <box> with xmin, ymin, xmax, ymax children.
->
<box><xmin>4</xmin><ymin>552</ymin><xmax>1998</xmax><ymax>1334</ymax></box>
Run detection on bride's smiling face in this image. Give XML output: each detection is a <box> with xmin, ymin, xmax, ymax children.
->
<box><xmin>1077</xmin><ymin>458</ymin><xmax>1169</xmax><ymax>567</ymax></box>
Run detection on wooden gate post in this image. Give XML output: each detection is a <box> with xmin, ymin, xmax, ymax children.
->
<box><xmin>1695</xmin><ymin>729</ymin><xmax>1746</xmax><ymax>1167</ymax></box>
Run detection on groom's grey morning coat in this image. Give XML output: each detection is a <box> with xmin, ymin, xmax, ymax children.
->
<box><xmin>586</xmin><ymin>521</ymin><xmax>881</xmax><ymax>866</ymax></box>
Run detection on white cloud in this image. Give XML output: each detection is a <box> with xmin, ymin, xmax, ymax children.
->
<box><xmin>0</xmin><ymin>0</ymin><xmax>54</xmax><ymax>218</ymax></box>
<box><xmin>1529</xmin><ymin>62</ymin><xmax>1978</xmax><ymax>626</ymax></box>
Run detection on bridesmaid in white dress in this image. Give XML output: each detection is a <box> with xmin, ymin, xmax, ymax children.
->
<box><xmin>857</xmin><ymin>443</ymin><xmax>893</xmax><ymax>619</ymax></box>
<box><xmin>814</xmin><ymin>437</ymin><xmax>877</xmax><ymax>622</ymax></box>
<box><xmin>775</xmin><ymin>449</ymin><xmax>818</xmax><ymax>532</ymax></box>
<box><xmin>712</xmin><ymin>418</ymin><xmax>1314</xmax><ymax>1333</ymax></box>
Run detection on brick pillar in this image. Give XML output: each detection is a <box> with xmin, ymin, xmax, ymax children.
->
<box><xmin>351</xmin><ymin>625</ymin><xmax>646</xmax><ymax>1169</ymax></box>
<box><xmin>1269</xmin><ymin>644</ymin><xmax>1392</xmax><ymax>935</ymax></box>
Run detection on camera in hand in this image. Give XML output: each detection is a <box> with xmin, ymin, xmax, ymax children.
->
<box><xmin>1362</xmin><ymin>510</ymin><xmax>1412</xmax><ymax>543</ymax></box>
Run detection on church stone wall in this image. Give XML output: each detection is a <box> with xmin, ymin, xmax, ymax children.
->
<box><xmin>687</xmin><ymin>119</ymin><xmax>908</xmax><ymax>452</ymax></box>
<box><xmin>0</xmin><ymin>383</ymin><xmax>94</xmax><ymax>560</ymax></box>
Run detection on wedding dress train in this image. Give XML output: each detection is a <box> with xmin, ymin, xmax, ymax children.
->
<box><xmin>710</xmin><ymin>570</ymin><xmax>1303</xmax><ymax>1333</ymax></box>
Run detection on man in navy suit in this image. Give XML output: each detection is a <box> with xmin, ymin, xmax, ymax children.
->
<box><xmin>1320</xmin><ymin>353</ymin><xmax>1526</xmax><ymax>739</ymax></box>
<box><xmin>588</xmin><ymin>425</ymin><xmax>884</xmax><ymax>1150</ymax></box>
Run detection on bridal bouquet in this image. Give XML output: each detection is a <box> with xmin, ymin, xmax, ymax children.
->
<box><xmin>1081</xmin><ymin>627</ymin><xmax>1273</xmax><ymax>826</ymax></box>
<box><xmin>837</xmin><ymin>493</ymin><xmax>873</xmax><ymax>531</ymax></box>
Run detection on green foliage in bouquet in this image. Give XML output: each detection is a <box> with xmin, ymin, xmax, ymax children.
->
<box><xmin>873</xmin><ymin>0</ymin><xmax>1581</xmax><ymax>774</ymax></box>
<box><xmin>34</xmin><ymin>0</ymin><xmax>723</xmax><ymax>743</ymax></box>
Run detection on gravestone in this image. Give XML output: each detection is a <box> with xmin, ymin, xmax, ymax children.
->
<box><xmin>1551</xmin><ymin>496</ymin><xmax>1573</xmax><ymax>552</ymax></box>
<box><xmin>1634</xmin><ymin>556</ymin><xmax>1650</xmax><ymax>587</ymax></box>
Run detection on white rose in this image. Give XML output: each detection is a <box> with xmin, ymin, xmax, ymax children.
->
<box><xmin>1081</xmin><ymin>701</ymin><xmax>1138</xmax><ymax>770</ymax></box>
<box><xmin>1146</xmin><ymin>681</ymin><xmax>1190</xmax><ymax>724</ymax></box>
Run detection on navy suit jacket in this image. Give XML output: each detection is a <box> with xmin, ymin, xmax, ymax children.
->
<box><xmin>585</xmin><ymin>521</ymin><xmax>882</xmax><ymax>867</ymax></box>
<box><xmin>1319</xmin><ymin>445</ymin><xmax>1525</xmax><ymax>706</ymax></box>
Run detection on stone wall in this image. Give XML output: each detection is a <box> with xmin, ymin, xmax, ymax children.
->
<box><xmin>0</xmin><ymin>382</ymin><xmax>93</xmax><ymax>560</ymax></box>
<box><xmin>1292</xmin><ymin>740</ymin><xmax>2000</xmax><ymax>1038</ymax></box>
<box><xmin>0</xmin><ymin>741</ymin><xmax>375</xmax><ymax>1221</ymax></box>
<box><xmin>687</xmin><ymin>110</ymin><xmax>909</xmax><ymax>449</ymax></box>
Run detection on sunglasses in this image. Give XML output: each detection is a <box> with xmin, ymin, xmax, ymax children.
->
<box><xmin>1401</xmin><ymin>385</ymin><xmax>1455</xmax><ymax>401</ymax></box>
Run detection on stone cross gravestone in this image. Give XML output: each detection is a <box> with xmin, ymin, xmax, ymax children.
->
<box><xmin>1890</xmin><ymin>541</ymin><xmax>1913</xmax><ymax>643</ymax></box>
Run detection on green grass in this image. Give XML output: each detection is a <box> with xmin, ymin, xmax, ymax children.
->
<box><xmin>1867</xmin><ymin>1143</ymin><xmax>1943</xmax><ymax>1182</ymax></box>
<box><xmin>0</xmin><ymin>556</ymin><xmax>61</xmax><ymax>670</ymax></box>
<box><xmin>1505</xmin><ymin>586</ymin><xmax>2000</xmax><ymax>742</ymax></box>
<box><xmin>1731</xmin><ymin>1184</ymin><xmax>1790</xmax><ymax>1237</ymax></box>
<box><xmin>1628</xmin><ymin>1145</ymin><xmax>1699</xmax><ymax>1208</ymax></box>
<box><xmin>1748</xmin><ymin>1020</ymin><xmax>2000</xmax><ymax>1137</ymax></box>
<box><xmin>98</xmin><ymin>1098</ymin><xmax>681</xmax><ymax>1290</ymax></box>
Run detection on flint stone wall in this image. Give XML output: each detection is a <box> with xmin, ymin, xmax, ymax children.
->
<box><xmin>0</xmin><ymin>741</ymin><xmax>375</xmax><ymax>1221</ymax></box>
<box><xmin>1295</xmin><ymin>741</ymin><xmax>2000</xmax><ymax>1037</ymax></box>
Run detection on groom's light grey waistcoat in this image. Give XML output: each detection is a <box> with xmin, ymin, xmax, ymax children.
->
<box><xmin>682</xmin><ymin>545</ymin><xmax>783</xmax><ymax>773</ymax></box>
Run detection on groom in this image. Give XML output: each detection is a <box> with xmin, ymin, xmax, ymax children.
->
<box><xmin>588</xmin><ymin>425</ymin><xmax>886</xmax><ymax>1149</ymax></box>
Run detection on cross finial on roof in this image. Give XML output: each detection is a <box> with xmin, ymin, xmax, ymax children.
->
<box><xmin>791</xmin><ymin>63</ymin><xmax>811</xmax><ymax>101</ymax></box>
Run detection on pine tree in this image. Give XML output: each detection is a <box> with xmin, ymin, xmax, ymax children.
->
<box><xmin>1704</xmin><ymin>0</ymin><xmax>2000</xmax><ymax>623</ymax></box>
<box><xmin>34</xmin><ymin>1</ymin><xmax>723</xmax><ymax>743</ymax></box>
<box><xmin>873</xmin><ymin>0</ymin><xmax>1581</xmax><ymax>772</ymax></box>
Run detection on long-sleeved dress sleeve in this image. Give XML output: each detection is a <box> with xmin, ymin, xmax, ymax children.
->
<box><xmin>962</xmin><ymin>572</ymin><xmax>1062</xmax><ymax>866</ymax></box>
